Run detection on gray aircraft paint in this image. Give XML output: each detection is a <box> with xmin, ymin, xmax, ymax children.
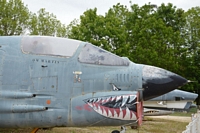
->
<box><xmin>150</xmin><ymin>89</ymin><xmax>198</xmax><ymax>101</ymax></box>
<box><xmin>144</xmin><ymin>89</ymin><xmax>198</xmax><ymax>116</ymax></box>
<box><xmin>0</xmin><ymin>36</ymin><xmax>187</xmax><ymax>128</ymax></box>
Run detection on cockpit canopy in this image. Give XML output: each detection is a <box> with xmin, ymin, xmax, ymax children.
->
<box><xmin>78</xmin><ymin>44</ymin><xmax>129</xmax><ymax>66</ymax></box>
<box><xmin>21</xmin><ymin>36</ymin><xmax>80</xmax><ymax>57</ymax></box>
<box><xmin>21</xmin><ymin>36</ymin><xmax>129</xmax><ymax>66</ymax></box>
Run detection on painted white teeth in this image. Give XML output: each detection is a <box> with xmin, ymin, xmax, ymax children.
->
<box><xmin>93</xmin><ymin>106</ymin><xmax>98</xmax><ymax>110</ymax></box>
<box><xmin>113</xmin><ymin>110</ymin><xmax>118</xmax><ymax>118</ymax></box>
<box><xmin>124</xmin><ymin>107</ymin><xmax>130</xmax><ymax>120</ymax></box>
<box><xmin>90</xmin><ymin>105</ymin><xmax>137</xmax><ymax>121</ymax></box>
<box><xmin>116</xmin><ymin>96</ymin><xmax>121</xmax><ymax>102</ymax></box>
<box><xmin>105</xmin><ymin>97</ymin><xmax>111</xmax><ymax>103</ymax></box>
<box><xmin>111</xmin><ymin>96</ymin><xmax>116</xmax><ymax>102</ymax></box>
<box><xmin>118</xmin><ymin>108</ymin><xmax>123</xmax><ymax>119</ymax></box>
<box><xmin>101</xmin><ymin>99</ymin><xmax>105</xmax><ymax>103</ymax></box>
<box><xmin>89</xmin><ymin>99</ymin><xmax>94</xmax><ymax>103</ymax></box>
<box><xmin>121</xmin><ymin>95</ymin><xmax>129</xmax><ymax>107</ymax></box>
<box><xmin>88</xmin><ymin>103</ymin><xmax>93</xmax><ymax>107</ymax></box>
<box><xmin>96</xmin><ymin>105</ymin><xmax>101</xmax><ymax>114</ymax></box>
<box><xmin>86</xmin><ymin>95</ymin><xmax>137</xmax><ymax>121</ymax></box>
<box><xmin>132</xmin><ymin>112</ymin><xmax>136</xmax><ymax>120</ymax></box>
<box><xmin>94</xmin><ymin>98</ymin><xmax>97</xmax><ymax>102</ymax></box>
<box><xmin>128</xmin><ymin>95</ymin><xmax>136</xmax><ymax>103</ymax></box>
<box><xmin>102</xmin><ymin>108</ymin><xmax>107</xmax><ymax>116</ymax></box>
<box><xmin>108</xmin><ymin>109</ymin><xmax>112</xmax><ymax>117</ymax></box>
<box><xmin>95</xmin><ymin>98</ymin><xmax>101</xmax><ymax>103</ymax></box>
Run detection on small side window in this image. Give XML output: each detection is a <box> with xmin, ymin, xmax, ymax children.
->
<box><xmin>175</xmin><ymin>97</ymin><xmax>181</xmax><ymax>101</ymax></box>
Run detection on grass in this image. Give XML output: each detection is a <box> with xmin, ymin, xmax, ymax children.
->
<box><xmin>0</xmin><ymin>117</ymin><xmax>189</xmax><ymax>133</ymax></box>
<box><xmin>0</xmin><ymin>109</ymin><xmax>195</xmax><ymax>133</ymax></box>
<box><xmin>35</xmin><ymin>117</ymin><xmax>188</xmax><ymax>133</ymax></box>
<box><xmin>170</xmin><ymin>108</ymin><xmax>197</xmax><ymax>117</ymax></box>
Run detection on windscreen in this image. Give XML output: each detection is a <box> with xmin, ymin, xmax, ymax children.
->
<box><xmin>78</xmin><ymin>44</ymin><xmax>129</xmax><ymax>66</ymax></box>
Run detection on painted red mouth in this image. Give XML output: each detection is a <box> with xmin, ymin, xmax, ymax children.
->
<box><xmin>84</xmin><ymin>95</ymin><xmax>137</xmax><ymax>120</ymax></box>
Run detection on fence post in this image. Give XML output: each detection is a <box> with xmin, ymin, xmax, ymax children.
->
<box><xmin>182</xmin><ymin>110</ymin><xmax>200</xmax><ymax>133</ymax></box>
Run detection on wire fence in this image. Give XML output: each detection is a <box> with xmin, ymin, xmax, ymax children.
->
<box><xmin>182</xmin><ymin>111</ymin><xmax>200</xmax><ymax>133</ymax></box>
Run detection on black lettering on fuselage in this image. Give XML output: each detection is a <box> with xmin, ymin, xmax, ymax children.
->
<box><xmin>32</xmin><ymin>59</ymin><xmax>59</xmax><ymax>64</ymax></box>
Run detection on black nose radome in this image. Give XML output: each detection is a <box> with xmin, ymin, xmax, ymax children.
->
<box><xmin>141</xmin><ymin>65</ymin><xmax>187</xmax><ymax>101</ymax></box>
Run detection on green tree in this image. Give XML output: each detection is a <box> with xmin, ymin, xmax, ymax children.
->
<box><xmin>68</xmin><ymin>4</ymin><xmax>130</xmax><ymax>54</ymax></box>
<box><xmin>182</xmin><ymin>7</ymin><xmax>200</xmax><ymax>104</ymax></box>
<box><xmin>127</xmin><ymin>3</ymin><xmax>186</xmax><ymax>75</ymax></box>
<box><xmin>68</xmin><ymin>8</ymin><xmax>107</xmax><ymax>49</ymax></box>
<box><xmin>68</xmin><ymin>3</ymin><xmax>186</xmax><ymax>74</ymax></box>
<box><xmin>156</xmin><ymin>3</ymin><xmax>187</xmax><ymax>73</ymax></box>
<box><xmin>0</xmin><ymin>0</ymin><xmax>30</xmax><ymax>35</ymax></box>
<box><xmin>66</xmin><ymin>19</ymin><xmax>79</xmax><ymax>38</ymax></box>
<box><xmin>67</xmin><ymin>3</ymin><xmax>199</xmax><ymax>99</ymax></box>
<box><xmin>29</xmin><ymin>8</ymin><xmax>67</xmax><ymax>37</ymax></box>
<box><xmin>103</xmin><ymin>3</ymin><xmax>129</xmax><ymax>56</ymax></box>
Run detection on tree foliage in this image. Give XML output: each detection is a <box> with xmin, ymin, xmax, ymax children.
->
<box><xmin>0</xmin><ymin>0</ymin><xmax>200</xmax><ymax>103</ymax></box>
<box><xmin>0</xmin><ymin>0</ymin><xmax>67</xmax><ymax>37</ymax></box>
<box><xmin>29</xmin><ymin>8</ymin><xmax>67</xmax><ymax>37</ymax></box>
<box><xmin>182</xmin><ymin>7</ymin><xmax>200</xmax><ymax>103</ymax></box>
<box><xmin>68</xmin><ymin>8</ymin><xmax>107</xmax><ymax>49</ymax></box>
<box><xmin>67</xmin><ymin>3</ymin><xmax>200</xmax><ymax>103</ymax></box>
<box><xmin>68</xmin><ymin>3</ymin><xmax>187</xmax><ymax>73</ymax></box>
<box><xmin>0</xmin><ymin>0</ymin><xmax>29</xmax><ymax>35</ymax></box>
<box><xmin>127</xmin><ymin>3</ymin><xmax>186</xmax><ymax>73</ymax></box>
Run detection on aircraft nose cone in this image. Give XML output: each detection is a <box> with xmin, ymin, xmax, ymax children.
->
<box><xmin>142</xmin><ymin>65</ymin><xmax>187</xmax><ymax>100</ymax></box>
<box><xmin>181</xmin><ymin>91</ymin><xmax>198</xmax><ymax>100</ymax></box>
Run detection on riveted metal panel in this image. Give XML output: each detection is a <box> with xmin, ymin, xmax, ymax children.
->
<box><xmin>0</xmin><ymin>50</ymin><xmax>5</xmax><ymax>86</ymax></box>
<box><xmin>32</xmin><ymin>76</ymin><xmax>58</xmax><ymax>92</ymax></box>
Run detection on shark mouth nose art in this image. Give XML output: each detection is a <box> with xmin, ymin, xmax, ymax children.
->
<box><xmin>84</xmin><ymin>95</ymin><xmax>137</xmax><ymax>120</ymax></box>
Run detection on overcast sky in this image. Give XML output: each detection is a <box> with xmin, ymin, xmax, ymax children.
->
<box><xmin>22</xmin><ymin>0</ymin><xmax>199</xmax><ymax>25</ymax></box>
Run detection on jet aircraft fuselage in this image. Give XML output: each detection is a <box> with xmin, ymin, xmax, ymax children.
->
<box><xmin>144</xmin><ymin>89</ymin><xmax>198</xmax><ymax>116</ymax></box>
<box><xmin>0</xmin><ymin>36</ymin><xmax>187</xmax><ymax>128</ymax></box>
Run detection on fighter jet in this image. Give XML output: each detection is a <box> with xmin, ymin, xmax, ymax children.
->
<box><xmin>144</xmin><ymin>89</ymin><xmax>198</xmax><ymax>116</ymax></box>
<box><xmin>0</xmin><ymin>36</ymin><xmax>187</xmax><ymax>133</ymax></box>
